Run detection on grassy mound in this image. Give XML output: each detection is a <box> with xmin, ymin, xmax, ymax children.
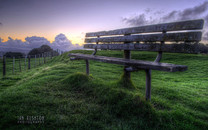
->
<box><xmin>61</xmin><ymin>73</ymin><xmax>156</xmax><ymax>119</ymax></box>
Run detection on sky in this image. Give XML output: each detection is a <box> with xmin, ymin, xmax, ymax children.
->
<box><xmin>0</xmin><ymin>0</ymin><xmax>208</xmax><ymax>45</ymax></box>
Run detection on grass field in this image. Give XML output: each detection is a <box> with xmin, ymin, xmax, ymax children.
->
<box><xmin>0</xmin><ymin>50</ymin><xmax>207</xmax><ymax>129</ymax></box>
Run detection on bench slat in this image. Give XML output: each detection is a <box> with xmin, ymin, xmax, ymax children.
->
<box><xmin>86</xmin><ymin>19</ymin><xmax>204</xmax><ymax>37</ymax></box>
<box><xmin>69</xmin><ymin>53</ymin><xmax>187</xmax><ymax>72</ymax></box>
<box><xmin>84</xmin><ymin>43</ymin><xmax>200</xmax><ymax>53</ymax></box>
<box><xmin>85</xmin><ymin>32</ymin><xmax>202</xmax><ymax>43</ymax></box>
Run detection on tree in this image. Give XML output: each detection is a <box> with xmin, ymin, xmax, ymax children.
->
<box><xmin>28</xmin><ymin>45</ymin><xmax>53</xmax><ymax>55</ymax></box>
<box><xmin>4</xmin><ymin>52</ymin><xmax>24</xmax><ymax>58</ymax></box>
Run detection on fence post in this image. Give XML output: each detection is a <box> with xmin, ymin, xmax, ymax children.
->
<box><xmin>19</xmin><ymin>56</ymin><xmax>21</xmax><ymax>72</ymax></box>
<box><xmin>45</xmin><ymin>53</ymin><xmax>47</xmax><ymax>62</ymax></box>
<box><xmin>39</xmin><ymin>54</ymin><xmax>40</xmax><ymax>65</ymax></box>
<box><xmin>42</xmin><ymin>53</ymin><xmax>44</xmax><ymax>64</ymax></box>
<box><xmin>35</xmin><ymin>55</ymin><xmax>36</xmax><ymax>67</ymax></box>
<box><xmin>50</xmin><ymin>52</ymin><xmax>51</xmax><ymax>59</ymax></box>
<box><xmin>28</xmin><ymin>55</ymin><xmax>31</xmax><ymax>69</ymax></box>
<box><xmin>44</xmin><ymin>53</ymin><xmax>46</xmax><ymax>64</ymax></box>
<box><xmin>46</xmin><ymin>52</ymin><xmax>48</xmax><ymax>62</ymax></box>
<box><xmin>3</xmin><ymin>56</ymin><xmax>6</xmax><ymax>77</ymax></box>
<box><xmin>13</xmin><ymin>57</ymin><xmax>15</xmax><ymax>74</ymax></box>
<box><xmin>57</xmin><ymin>49</ymin><xmax>58</xmax><ymax>56</ymax></box>
<box><xmin>25</xmin><ymin>55</ymin><xmax>27</xmax><ymax>70</ymax></box>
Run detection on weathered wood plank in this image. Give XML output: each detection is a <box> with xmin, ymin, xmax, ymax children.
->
<box><xmin>69</xmin><ymin>53</ymin><xmax>187</xmax><ymax>72</ymax></box>
<box><xmin>124</xmin><ymin>34</ymin><xmax>131</xmax><ymax>79</ymax></box>
<box><xmin>86</xmin><ymin>19</ymin><xmax>204</xmax><ymax>37</ymax></box>
<box><xmin>85</xmin><ymin>32</ymin><xmax>202</xmax><ymax>43</ymax></box>
<box><xmin>145</xmin><ymin>69</ymin><xmax>151</xmax><ymax>101</ymax></box>
<box><xmin>84</xmin><ymin>43</ymin><xmax>201</xmax><ymax>53</ymax></box>
<box><xmin>86</xmin><ymin>60</ymin><xmax>89</xmax><ymax>75</ymax></box>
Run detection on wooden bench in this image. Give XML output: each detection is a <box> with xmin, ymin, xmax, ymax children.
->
<box><xmin>69</xmin><ymin>19</ymin><xmax>204</xmax><ymax>101</ymax></box>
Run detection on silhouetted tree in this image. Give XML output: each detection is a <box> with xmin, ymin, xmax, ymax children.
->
<box><xmin>4</xmin><ymin>52</ymin><xmax>24</xmax><ymax>58</ymax></box>
<box><xmin>28</xmin><ymin>45</ymin><xmax>53</xmax><ymax>55</ymax></box>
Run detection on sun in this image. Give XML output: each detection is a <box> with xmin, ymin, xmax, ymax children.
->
<box><xmin>65</xmin><ymin>34</ymin><xmax>85</xmax><ymax>46</ymax></box>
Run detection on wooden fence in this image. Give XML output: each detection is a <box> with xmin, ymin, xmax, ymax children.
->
<box><xmin>0</xmin><ymin>50</ymin><xmax>64</xmax><ymax>78</ymax></box>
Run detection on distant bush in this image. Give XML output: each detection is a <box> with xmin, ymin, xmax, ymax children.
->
<box><xmin>4</xmin><ymin>52</ymin><xmax>24</xmax><ymax>58</ymax></box>
<box><xmin>28</xmin><ymin>45</ymin><xmax>57</xmax><ymax>55</ymax></box>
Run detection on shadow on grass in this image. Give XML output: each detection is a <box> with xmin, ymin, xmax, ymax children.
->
<box><xmin>61</xmin><ymin>72</ymin><xmax>159</xmax><ymax>128</ymax></box>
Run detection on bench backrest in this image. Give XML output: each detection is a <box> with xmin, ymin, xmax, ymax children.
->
<box><xmin>84</xmin><ymin>19</ymin><xmax>204</xmax><ymax>53</ymax></box>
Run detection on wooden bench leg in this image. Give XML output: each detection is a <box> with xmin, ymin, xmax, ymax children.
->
<box><xmin>145</xmin><ymin>69</ymin><xmax>151</xmax><ymax>101</ymax></box>
<box><xmin>86</xmin><ymin>60</ymin><xmax>89</xmax><ymax>75</ymax></box>
<box><xmin>124</xmin><ymin>50</ymin><xmax>131</xmax><ymax>79</ymax></box>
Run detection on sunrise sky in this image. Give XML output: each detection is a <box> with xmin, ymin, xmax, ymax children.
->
<box><xmin>0</xmin><ymin>0</ymin><xmax>208</xmax><ymax>45</ymax></box>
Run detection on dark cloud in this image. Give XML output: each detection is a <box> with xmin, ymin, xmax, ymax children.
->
<box><xmin>145</xmin><ymin>8</ymin><xmax>152</xmax><ymax>13</ymax></box>
<box><xmin>122</xmin><ymin>14</ymin><xmax>148</xmax><ymax>26</ymax></box>
<box><xmin>122</xmin><ymin>1</ymin><xmax>208</xmax><ymax>42</ymax></box>
<box><xmin>179</xmin><ymin>1</ymin><xmax>208</xmax><ymax>20</ymax></box>
<box><xmin>0</xmin><ymin>22</ymin><xmax>2</xmax><ymax>26</ymax></box>
<box><xmin>123</xmin><ymin>1</ymin><xmax>208</xmax><ymax>26</ymax></box>
<box><xmin>162</xmin><ymin>11</ymin><xmax>177</xmax><ymax>22</ymax></box>
<box><xmin>161</xmin><ymin>1</ymin><xmax>208</xmax><ymax>22</ymax></box>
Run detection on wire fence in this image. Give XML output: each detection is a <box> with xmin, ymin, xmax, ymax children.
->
<box><xmin>0</xmin><ymin>50</ymin><xmax>64</xmax><ymax>79</ymax></box>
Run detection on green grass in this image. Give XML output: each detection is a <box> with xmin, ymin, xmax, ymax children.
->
<box><xmin>0</xmin><ymin>50</ymin><xmax>207</xmax><ymax>129</ymax></box>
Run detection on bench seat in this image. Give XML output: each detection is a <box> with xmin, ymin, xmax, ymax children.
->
<box><xmin>69</xmin><ymin>53</ymin><xmax>187</xmax><ymax>72</ymax></box>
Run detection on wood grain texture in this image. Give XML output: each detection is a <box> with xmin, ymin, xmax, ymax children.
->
<box><xmin>124</xmin><ymin>34</ymin><xmax>131</xmax><ymax>79</ymax></box>
<box><xmin>86</xmin><ymin>19</ymin><xmax>204</xmax><ymax>37</ymax></box>
<box><xmin>84</xmin><ymin>43</ymin><xmax>201</xmax><ymax>53</ymax></box>
<box><xmin>86</xmin><ymin>60</ymin><xmax>89</xmax><ymax>75</ymax></box>
<box><xmin>69</xmin><ymin>53</ymin><xmax>187</xmax><ymax>72</ymax></box>
<box><xmin>85</xmin><ymin>32</ymin><xmax>202</xmax><ymax>43</ymax></box>
<box><xmin>145</xmin><ymin>69</ymin><xmax>151</xmax><ymax>101</ymax></box>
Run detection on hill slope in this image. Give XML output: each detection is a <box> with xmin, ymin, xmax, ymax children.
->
<box><xmin>0</xmin><ymin>50</ymin><xmax>208</xmax><ymax>129</ymax></box>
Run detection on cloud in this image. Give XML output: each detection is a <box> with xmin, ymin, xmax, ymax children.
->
<box><xmin>0</xmin><ymin>33</ymin><xmax>83</xmax><ymax>54</ymax></box>
<box><xmin>25</xmin><ymin>36</ymin><xmax>50</xmax><ymax>48</ymax></box>
<box><xmin>161</xmin><ymin>1</ymin><xmax>208</xmax><ymax>22</ymax></box>
<box><xmin>178</xmin><ymin>1</ymin><xmax>208</xmax><ymax>20</ymax></box>
<box><xmin>122</xmin><ymin>1</ymin><xmax>208</xmax><ymax>42</ymax></box>
<box><xmin>122</xmin><ymin>14</ymin><xmax>148</xmax><ymax>26</ymax></box>
<box><xmin>0</xmin><ymin>37</ymin><xmax>30</xmax><ymax>53</ymax></box>
<box><xmin>51</xmin><ymin>33</ymin><xmax>82</xmax><ymax>51</ymax></box>
<box><xmin>123</xmin><ymin>1</ymin><xmax>208</xmax><ymax>26</ymax></box>
<box><xmin>0</xmin><ymin>22</ymin><xmax>2</xmax><ymax>26</ymax></box>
